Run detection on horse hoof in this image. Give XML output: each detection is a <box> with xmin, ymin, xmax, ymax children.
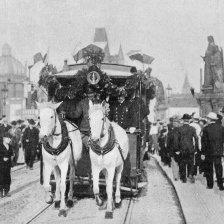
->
<box><xmin>115</xmin><ymin>201</ymin><xmax>122</xmax><ymax>209</ymax></box>
<box><xmin>105</xmin><ymin>211</ymin><xmax>113</xmax><ymax>219</ymax></box>
<box><xmin>67</xmin><ymin>200</ymin><xmax>74</xmax><ymax>208</ymax></box>
<box><xmin>99</xmin><ymin>201</ymin><xmax>107</xmax><ymax>210</ymax></box>
<box><xmin>96</xmin><ymin>197</ymin><xmax>104</xmax><ymax>207</ymax></box>
<box><xmin>45</xmin><ymin>196</ymin><xmax>53</xmax><ymax>204</ymax></box>
<box><xmin>58</xmin><ymin>209</ymin><xmax>67</xmax><ymax>217</ymax></box>
<box><xmin>54</xmin><ymin>201</ymin><xmax>61</xmax><ymax>209</ymax></box>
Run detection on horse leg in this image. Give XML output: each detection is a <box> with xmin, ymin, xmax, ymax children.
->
<box><xmin>105</xmin><ymin>167</ymin><xmax>115</xmax><ymax>219</ymax></box>
<box><xmin>58</xmin><ymin>162</ymin><xmax>69</xmax><ymax>217</ymax></box>
<box><xmin>43</xmin><ymin>163</ymin><xmax>54</xmax><ymax>204</ymax></box>
<box><xmin>67</xmin><ymin>163</ymin><xmax>76</xmax><ymax>208</ymax></box>
<box><xmin>92</xmin><ymin>164</ymin><xmax>103</xmax><ymax>206</ymax></box>
<box><xmin>53</xmin><ymin>166</ymin><xmax>61</xmax><ymax>209</ymax></box>
<box><xmin>98</xmin><ymin>169</ymin><xmax>108</xmax><ymax>210</ymax></box>
<box><xmin>115</xmin><ymin>164</ymin><xmax>123</xmax><ymax>208</ymax></box>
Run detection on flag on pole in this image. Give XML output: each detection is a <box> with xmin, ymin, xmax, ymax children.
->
<box><xmin>43</xmin><ymin>47</ymin><xmax>49</xmax><ymax>65</ymax></box>
<box><xmin>33</xmin><ymin>52</ymin><xmax>43</xmax><ymax>64</ymax></box>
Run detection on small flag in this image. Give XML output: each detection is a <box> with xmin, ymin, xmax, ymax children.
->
<box><xmin>43</xmin><ymin>48</ymin><xmax>49</xmax><ymax>65</ymax></box>
<box><xmin>34</xmin><ymin>52</ymin><xmax>43</xmax><ymax>64</ymax></box>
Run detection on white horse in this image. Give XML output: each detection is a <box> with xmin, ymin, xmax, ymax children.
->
<box><xmin>88</xmin><ymin>101</ymin><xmax>129</xmax><ymax>219</ymax></box>
<box><xmin>37</xmin><ymin>101</ymin><xmax>82</xmax><ymax>217</ymax></box>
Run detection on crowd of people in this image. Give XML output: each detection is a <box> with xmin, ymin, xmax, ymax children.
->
<box><xmin>0</xmin><ymin>116</ymin><xmax>40</xmax><ymax>198</ymax></box>
<box><xmin>148</xmin><ymin>111</ymin><xmax>224</xmax><ymax>191</ymax></box>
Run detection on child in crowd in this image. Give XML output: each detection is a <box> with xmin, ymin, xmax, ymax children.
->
<box><xmin>0</xmin><ymin>133</ymin><xmax>13</xmax><ymax>198</ymax></box>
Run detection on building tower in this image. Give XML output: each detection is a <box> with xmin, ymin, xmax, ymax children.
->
<box><xmin>182</xmin><ymin>75</ymin><xmax>191</xmax><ymax>95</ymax></box>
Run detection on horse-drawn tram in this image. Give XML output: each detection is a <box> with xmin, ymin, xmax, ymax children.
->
<box><xmin>37</xmin><ymin>47</ymin><xmax>156</xmax><ymax>218</ymax></box>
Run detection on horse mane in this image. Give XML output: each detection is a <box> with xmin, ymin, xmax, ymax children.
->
<box><xmin>89</xmin><ymin>103</ymin><xmax>108</xmax><ymax>115</ymax></box>
<box><xmin>38</xmin><ymin>101</ymin><xmax>57</xmax><ymax>110</ymax></box>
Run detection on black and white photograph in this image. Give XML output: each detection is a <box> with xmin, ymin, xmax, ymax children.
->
<box><xmin>0</xmin><ymin>0</ymin><xmax>224</xmax><ymax>223</ymax></box>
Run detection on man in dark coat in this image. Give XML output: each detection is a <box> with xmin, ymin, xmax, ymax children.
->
<box><xmin>201</xmin><ymin>112</ymin><xmax>224</xmax><ymax>190</ymax></box>
<box><xmin>167</xmin><ymin>116</ymin><xmax>181</xmax><ymax>180</ymax></box>
<box><xmin>109</xmin><ymin>94</ymin><xmax>130</xmax><ymax>129</ymax></box>
<box><xmin>22</xmin><ymin>119</ymin><xmax>39</xmax><ymax>170</ymax></box>
<box><xmin>0</xmin><ymin>132</ymin><xmax>13</xmax><ymax>197</ymax></box>
<box><xmin>176</xmin><ymin>114</ymin><xmax>198</xmax><ymax>183</ymax></box>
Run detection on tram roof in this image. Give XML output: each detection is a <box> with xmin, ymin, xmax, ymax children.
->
<box><xmin>55</xmin><ymin>63</ymin><xmax>134</xmax><ymax>79</ymax></box>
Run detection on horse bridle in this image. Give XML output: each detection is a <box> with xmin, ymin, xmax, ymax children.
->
<box><xmin>89</xmin><ymin>111</ymin><xmax>107</xmax><ymax>142</ymax></box>
<box><xmin>50</xmin><ymin>110</ymin><xmax>79</xmax><ymax>137</ymax></box>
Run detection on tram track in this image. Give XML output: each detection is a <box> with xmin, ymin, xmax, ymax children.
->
<box><xmin>25</xmin><ymin>203</ymin><xmax>54</xmax><ymax>224</ymax></box>
<box><xmin>1</xmin><ymin>158</ymin><xmax>186</xmax><ymax>224</ymax></box>
<box><xmin>21</xmin><ymin>157</ymin><xmax>186</xmax><ymax>224</ymax></box>
<box><xmin>23</xmin><ymin>196</ymin><xmax>134</xmax><ymax>224</ymax></box>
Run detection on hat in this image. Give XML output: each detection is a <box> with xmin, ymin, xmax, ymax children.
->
<box><xmin>28</xmin><ymin>119</ymin><xmax>36</xmax><ymax>125</ymax></box>
<box><xmin>11</xmin><ymin>120</ymin><xmax>17</xmax><ymax>126</ymax></box>
<box><xmin>182</xmin><ymin>114</ymin><xmax>191</xmax><ymax>120</ymax></box>
<box><xmin>86</xmin><ymin>86</ymin><xmax>95</xmax><ymax>95</ymax></box>
<box><xmin>206</xmin><ymin>112</ymin><xmax>218</xmax><ymax>120</ymax></box>
<box><xmin>192</xmin><ymin>113</ymin><xmax>200</xmax><ymax>120</ymax></box>
<box><xmin>2</xmin><ymin>132</ymin><xmax>12</xmax><ymax>139</ymax></box>
<box><xmin>17</xmin><ymin>119</ymin><xmax>23</xmax><ymax>124</ymax></box>
<box><xmin>130</xmin><ymin>67</ymin><xmax>137</xmax><ymax>73</ymax></box>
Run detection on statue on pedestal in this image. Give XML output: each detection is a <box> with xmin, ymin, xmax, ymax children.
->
<box><xmin>202</xmin><ymin>36</ymin><xmax>224</xmax><ymax>91</ymax></box>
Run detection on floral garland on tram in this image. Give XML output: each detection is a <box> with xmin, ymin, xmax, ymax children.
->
<box><xmin>38</xmin><ymin>64</ymin><xmax>156</xmax><ymax>103</ymax></box>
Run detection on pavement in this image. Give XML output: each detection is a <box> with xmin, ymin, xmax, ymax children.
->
<box><xmin>154</xmin><ymin>154</ymin><xmax>224</xmax><ymax>224</ymax></box>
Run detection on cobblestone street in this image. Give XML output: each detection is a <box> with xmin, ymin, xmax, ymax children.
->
<box><xmin>0</xmin><ymin>158</ymin><xmax>185</xmax><ymax>224</ymax></box>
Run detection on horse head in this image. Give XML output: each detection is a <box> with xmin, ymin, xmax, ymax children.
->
<box><xmin>89</xmin><ymin>100</ymin><xmax>109</xmax><ymax>142</ymax></box>
<box><xmin>36</xmin><ymin>101</ymin><xmax>63</xmax><ymax>142</ymax></box>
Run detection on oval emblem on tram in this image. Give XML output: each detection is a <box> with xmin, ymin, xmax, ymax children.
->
<box><xmin>87</xmin><ymin>71</ymin><xmax>100</xmax><ymax>85</ymax></box>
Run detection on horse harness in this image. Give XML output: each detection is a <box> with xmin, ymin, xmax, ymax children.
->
<box><xmin>88</xmin><ymin>125</ymin><xmax>125</xmax><ymax>162</ymax></box>
<box><xmin>43</xmin><ymin>113</ymin><xmax>79</xmax><ymax>156</ymax></box>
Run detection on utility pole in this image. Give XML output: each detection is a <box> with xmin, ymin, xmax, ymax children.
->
<box><xmin>1</xmin><ymin>82</ymin><xmax>8</xmax><ymax>116</ymax></box>
<box><xmin>166</xmin><ymin>84</ymin><xmax>172</xmax><ymax>119</ymax></box>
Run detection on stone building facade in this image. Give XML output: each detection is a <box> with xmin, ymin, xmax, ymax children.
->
<box><xmin>0</xmin><ymin>44</ymin><xmax>27</xmax><ymax>120</ymax></box>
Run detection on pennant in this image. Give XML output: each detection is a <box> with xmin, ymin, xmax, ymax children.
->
<box><xmin>34</xmin><ymin>52</ymin><xmax>43</xmax><ymax>64</ymax></box>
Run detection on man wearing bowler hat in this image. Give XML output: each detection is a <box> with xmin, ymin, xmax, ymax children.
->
<box><xmin>201</xmin><ymin>112</ymin><xmax>224</xmax><ymax>190</ymax></box>
<box><xmin>22</xmin><ymin>119</ymin><xmax>39</xmax><ymax>170</ymax></box>
<box><xmin>176</xmin><ymin>113</ymin><xmax>198</xmax><ymax>183</ymax></box>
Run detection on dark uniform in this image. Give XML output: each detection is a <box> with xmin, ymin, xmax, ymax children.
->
<box><xmin>201</xmin><ymin>122</ymin><xmax>224</xmax><ymax>189</ymax></box>
<box><xmin>109</xmin><ymin>100</ymin><xmax>129</xmax><ymax>129</ymax></box>
<box><xmin>22</xmin><ymin>124</ymin><xmax>39</xmax><ymax>169</ymax></box>
<box><xmin>177</xmin><ymin>115</ymin><xmax>198</xmax><ymax>183</ymax></box>
<box><xmin>126</xmin><ymin>97</ymin><xmax>149</xmax><ymax>131</ymax></box>
<box><xmin>0</xmin><ymin>135</ymin><xmax>13</xmax><ymax>197</ymax></box>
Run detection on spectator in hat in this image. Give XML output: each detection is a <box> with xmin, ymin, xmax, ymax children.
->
<box><xmin>176</xmin><ymin>113</ymin><xmax>198</xmax><ymax>183</ymax></box>
<box><xmin>22</xmin><ymin>119</ymin><xmax>39</xmax><ymax>170</ymax></box>
<box><xmin>0</xmin><ymin>132</ymin><xmax>13</xmax><ymax>197</ymax></box>
<box><xmin>189</xmin><ymin>114</ymin><xmax>202</xmax><ymax>176</ymax></box>
<box><xmin>167</xmin><ymin>116</ymin><xmax>181</xmax><ymax>181</ymax></box>
<box><xmin>0</xmin><ymin>116</ymin><xmax>11</xmax><ymax>136</ymax></box>
<box><xmin>9</xmin><ymin>121</ymin><xmax>22</xmax><ymax>166</ymax></box>
<box><xmin>201</xmin><ymin>112</ymin><xmax>224</xmax><ymax>190</ymax></box>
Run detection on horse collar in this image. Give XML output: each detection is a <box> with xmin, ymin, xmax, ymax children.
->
<box><xmin>89</xmin><ymin>125</ymin><xmax>116</xmax><ymax>156</ymax></box>
<box><xmin>43</xmin><ymin>116</ymin><xmax>70</xmax><ymax>156</ymax></box>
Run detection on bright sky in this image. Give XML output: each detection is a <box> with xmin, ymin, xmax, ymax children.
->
<box><xmin>1</xmin><ymin>0</ymin><xmax>224</xmax><ymax>93</ymax></box>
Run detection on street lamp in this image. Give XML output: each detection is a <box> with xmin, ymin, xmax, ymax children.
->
<box><xmin>166</xmin><ymin>84</ymin><xmax>172</xmax><ymax>119</ymax></box>
<box><xmin>1</xmin><ymin>83</ymin><xmax>8</xmax><ymax>116</ymax></box>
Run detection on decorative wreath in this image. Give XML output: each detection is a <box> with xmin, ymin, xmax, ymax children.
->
<box><xmin>38</xmin><ymin>64</ymin><xmax>157</xmax><ymax>102</ymax></box>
